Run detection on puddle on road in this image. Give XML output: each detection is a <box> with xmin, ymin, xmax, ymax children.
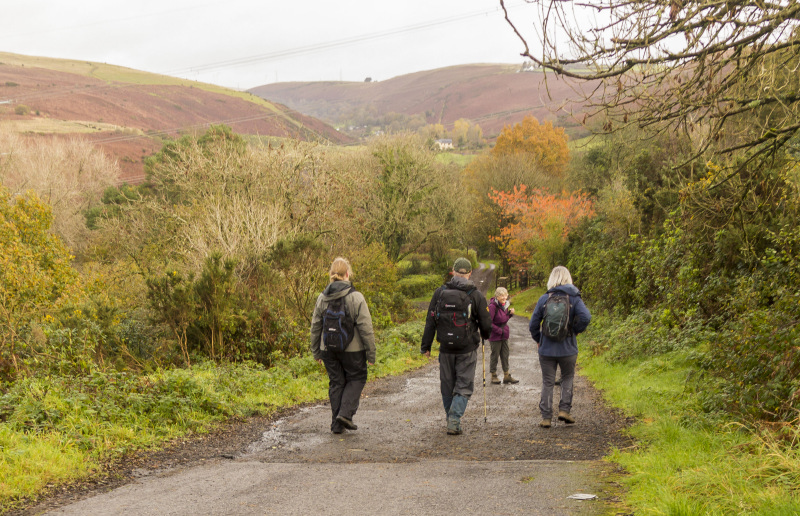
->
<box><xmin>246</xmin><ymin>406</ymin><xmax>330</xmax><ymax>455</ymax></box>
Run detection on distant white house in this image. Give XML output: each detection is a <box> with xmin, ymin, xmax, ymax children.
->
<box><xmin>435</xmin><ymin>138</ymin><xmax>453</xmax><ymax>150</ymax></box>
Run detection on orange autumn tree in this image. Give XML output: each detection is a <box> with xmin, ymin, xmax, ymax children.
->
<box><xmin>489</xmin><ymin>185</ymin><xmax>594</xmax><ymax>277</ymax></box>
<box><xmin>491</xmin><ymin>116</ymin><xmax>570</xmax><ymax>178</ymax></box>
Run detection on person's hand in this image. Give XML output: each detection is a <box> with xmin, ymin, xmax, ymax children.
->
<box><xmin>368</xmin><ymin>361</ymin><xmax>375</xmax><ymax>366</ymax></box>
<box><xmin>509</xmin><ymin>308</ymin><xmax>515</xmax><ymax>315</ymax></box>
<box><xmin>423</xmin><ymin>351</ymin><xmax>431</xmax><ymax>358</ymax></box>
<box><xmin>316</xmin><ymin>359</ymin><xmax>323</xmax><ymax>365</ymax></box>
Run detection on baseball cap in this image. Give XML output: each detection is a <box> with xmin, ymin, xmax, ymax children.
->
<box><xmin>453</xmin><ymin>257</ymin><xmax>472</xmax><ymax>274</ymax></box>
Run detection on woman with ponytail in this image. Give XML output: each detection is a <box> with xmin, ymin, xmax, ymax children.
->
<box><xmin>310</xmin><ymin>257</ymin><xmax>376</xmax><ymax>434</ymax></box>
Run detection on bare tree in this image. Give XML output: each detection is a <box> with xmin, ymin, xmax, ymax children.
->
<box><xmin>501</xmin><ymin>0</ymin><xmax>800</xmax><ymax>174</ymax></box>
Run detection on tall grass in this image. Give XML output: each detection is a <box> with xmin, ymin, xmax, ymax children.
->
<box><xmin>580</xmin><ymin>316</ymin><xmax>800</xmax><ymax>515</ymax></box>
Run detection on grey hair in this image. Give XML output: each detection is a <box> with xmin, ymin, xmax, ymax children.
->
<box><xmin>547</xmin><ymin>266</ymin><xmax>573</xmax><ymax>290</ymax></box>
<box><xmin>494</xmin><ymin>287</ymin><xmax>509</xmax><ymax>298</ymax></box>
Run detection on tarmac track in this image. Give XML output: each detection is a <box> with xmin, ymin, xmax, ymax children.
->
<box><xmin>35</xmin><ymin>265</ymin><xmax>632</xmax><ymax>516</ymax></box>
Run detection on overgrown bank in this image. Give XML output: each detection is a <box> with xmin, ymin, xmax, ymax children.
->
<box><xmin>580</xmin><ymin>316</ymin><xmax>800</xmax><ymax>515</ymax></box>
<box><xmin>0</xmin><ymin>321</ymin><xmax>427</xmax><ymax>512</ymax></box>
<box><xmin>556</xmin><ymin>138</ymin><xmax>800</xmax><ymax>512</ymax></box>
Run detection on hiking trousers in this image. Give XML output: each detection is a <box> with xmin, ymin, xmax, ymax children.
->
<box><xmin>438</xmin><ymin>349</ymin><xmax>478</xmax><ymax>415</ymax></box>
<box><xmin>538</xmin><ymin>353</ymin><xmax>577</xmax><ymax>419</ymax></box>
<box><xmin>322</xmin><ymin>349</ymin><xmax>368</xmax><ymax>432</ymax></box>
<box><xmin>489</xmin><ymin>339</ymin><xmax>510</xmax><ymax>374</ymax></box>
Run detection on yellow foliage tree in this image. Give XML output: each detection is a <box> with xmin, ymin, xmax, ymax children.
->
<box><xmin>418</xmin><ymin>123</ymin><xmax>447</xmax><ymax>141</ymax></box>
<box><xmin>491</xmin><ymin>115</ymin><xmax>569</xmax><ymax>178</ymax></box>
<box><xmin>0</xmin><ymin>186</ymin><xmax>78</xmax><ymax>376</ymax></box>
<box><xmin>452</xmin><ymin>118</ymin><xmax>470</xmax><ymax>148</ymax></box>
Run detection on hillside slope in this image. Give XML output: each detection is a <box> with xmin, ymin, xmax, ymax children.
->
<box><xmin>0</xmin><ymin>52</ymin><xmax>351</xmax><ymax>182</ymax></box>
<box><xmin>248</xmin><ymin>64</ymin><xmax>595</xmax><ymax>139</ymax></box>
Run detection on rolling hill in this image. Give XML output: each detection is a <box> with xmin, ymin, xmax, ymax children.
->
<box><xmin>0</xmin><ymin>52</ymin><xmax>351</xmax><ymax>183</ymax></box>
<box><xmin>248</xmin><ymin>64</ymin><xmax>596</xmax><ymax>140</ymax></box>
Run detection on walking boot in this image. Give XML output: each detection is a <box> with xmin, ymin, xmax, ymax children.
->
<box><xmin>336</xmin><ymin>415</ymin><xmax>358</xmax><ymax>430</ymax></box>
<box><xmin>503</xmin><ymin>372</ymin><xmax>519</xmax><ymax>384</ymax></box>
<box><xmin>446</xmin><ymin>417</ymin><xmax>462</xmax><ymax>435</ymax></box>
<box><xmin>491</xmin><ymin>373</ymin><xmax>501</xmax><ymax>384</ymax></box>
<box><xmin>557</xmin><ymin>410</ymin><xmax>575</xmax><ymax>424</ymax></box>
<box><xmin>446</xmin><ymin>394</ymin><xmax>468</xmax><ymax>435</ymax></box>
<box><xmin>539</xmin><ymin>418</ymin><xmax>551</xmax><ymax>428</ymax></box>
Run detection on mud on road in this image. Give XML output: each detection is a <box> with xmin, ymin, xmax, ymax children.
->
<box><xmin>18</xmin><ymin>265</ymin><xmax>633</xmax><ymax>515</ymax></box>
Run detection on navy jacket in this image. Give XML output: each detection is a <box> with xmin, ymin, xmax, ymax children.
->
<box><xmin>529</xmin><ymin>284</ymin><xmax>591</xmax><ymax>357</ymax></box>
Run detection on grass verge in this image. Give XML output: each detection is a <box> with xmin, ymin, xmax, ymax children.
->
<box><xmin>0</xmin><ymin>320</ymin><xmax>428</xmax><ymax>513</ymax></box>
<box><xmin>508</xmin><ymin>285</ymin><xmax>546</xmax><ymax>318</ymax></box>
<box><xmin>580</xmin><ymin>315</ymin><xmax>800</xmax><ymax>515</ymax></box>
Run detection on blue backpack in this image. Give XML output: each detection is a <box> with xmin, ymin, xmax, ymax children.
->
<box><xmin>322</xmin><ymin>287</ymin><xmax>356</xmax><ymax>352</ymax></box>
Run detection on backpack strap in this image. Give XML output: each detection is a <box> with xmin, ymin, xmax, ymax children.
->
<box><xmin>343</xmin><ymin>286</ymin><xmax>356</xmax><ymax>321</ymax></box>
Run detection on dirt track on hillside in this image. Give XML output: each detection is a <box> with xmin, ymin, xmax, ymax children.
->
<box><xmin>15</xmin><ymin>264</ymin><xmax>633</xmax><ymax>515</ymax></box>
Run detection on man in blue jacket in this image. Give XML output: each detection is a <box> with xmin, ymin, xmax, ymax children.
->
<box><xmin>421</xmin><ymin>257</ymin><xmax>492</xmax><ymax>435</ymax></box>
<box><xmin>529</xmin><ymin>266</ymin><xmax>591</xmax><ymax>428</ymax></box>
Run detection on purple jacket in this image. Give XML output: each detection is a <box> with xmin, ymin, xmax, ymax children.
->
<box><xmin>488</xmin><ymin>297</ymin><xmax>513</xmax><ymax>341</ymax></box>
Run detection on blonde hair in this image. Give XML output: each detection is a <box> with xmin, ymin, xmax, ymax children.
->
<box><xmin>547</xmin><ymin>266</ymin><xmax>573</xmax><ymax>290</ymax></box>
<box><xmin>329</xmin><ymin>257</ymin><xmax>352</xmax><ymax>283</ymax></box>
<box><xmin>494</xmin><ymin>287</ymin><xmax>509</xmax><ymax>298</ymax></box>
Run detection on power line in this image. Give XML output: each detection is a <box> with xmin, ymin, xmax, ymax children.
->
<box><xmin>164</xmin><ymin>4</ymin><xmax>523</xmax><ymax>77</ymax></box>
<box><xmin>0</xmin><ymin>3</ymin><xmax>530</xmax><ymax>152</ymax></box>
<box><xmin>1</xmin><ymin>2</ymin><xmax>525</xmax><ymax>105</ymax></box>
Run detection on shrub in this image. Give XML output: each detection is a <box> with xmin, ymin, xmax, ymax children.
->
<box><xmin>698</xmin><ymin>288</ymin><xmax>800</xmax><ymax>422</ymax></box>
<box><xmin>397</xmin><ymin>274</ymin><xmax>442</xmax><ymax>299</ymax></box>
<box><xmin>0</xmin><ymin>187</ymin><xmax>79</xmax><ymax>380</ymax></box>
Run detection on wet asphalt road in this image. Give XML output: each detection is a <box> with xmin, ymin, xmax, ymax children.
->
<box><xmin>45</xmin><ymin>267</ymin><xmax>628</xmax><ymax>515</ymax></box>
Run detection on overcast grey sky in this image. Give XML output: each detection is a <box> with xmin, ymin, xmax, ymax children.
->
<box><xmin>0</xmin><ymin>0</ymin><xmax>540</xmax><ymax>90</ymax></box>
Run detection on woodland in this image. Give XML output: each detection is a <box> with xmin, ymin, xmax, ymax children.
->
<box><xmin>2</xmin><ymin>0</ymin><xmax>800</xmax><ymax>513</ymax></box>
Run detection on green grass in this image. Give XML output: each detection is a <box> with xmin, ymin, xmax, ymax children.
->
<box><xmin>580</xmin><ymin>316</ymin><xmax>800</xmax><ymax>515</ymax></box>
<box><xmin>0</xmin><ymin>320</ymin><xmax>428</xmax><ymax>513</ymax></box>
<box><xmin>567</xmin><ymin>134</ymin><xmax>602</xmax><ymax>151</ymax></box>
<box><xmin>507</xmin><ymin>286</ymin><xmax>545</xmax><ymax>318</ymax></box>
<box><xmin>435</xmin><ymin>152</ymin><xmax>477</xmax><ymax>167</ymax></box>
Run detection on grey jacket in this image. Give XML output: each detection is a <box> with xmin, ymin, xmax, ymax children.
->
<box><xmin>310</xmin><ymin>280</ymin><xmax>376</xmax><ymax>363</ymax></box>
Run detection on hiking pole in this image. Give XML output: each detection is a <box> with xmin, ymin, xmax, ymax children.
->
<box><xmin>482</xmin><ymin>337</ymin><xmax>487</xmax><ymax>423</ymax></box>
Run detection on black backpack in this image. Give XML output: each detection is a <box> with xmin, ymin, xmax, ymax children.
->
<box><xmin>322</xmin><ymin>287</ymin><xmax>356</xmax><ymax>352</ymax></box>
<box><xmin>434</xmin><ymin>286</ymin><xmax>475</xmax><ymax>350</ymax></box>
<box><xmin>542</xmin><ymin>292</ymin><xmax>572</xmax><ymax>341</ymax></box>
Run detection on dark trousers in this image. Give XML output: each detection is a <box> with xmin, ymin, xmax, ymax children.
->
<box><xmin>322</xmin><ymin>349</ymin><xmax>368</xmax><ymax>432</ymax></box>
<box><xmin>539</xmin><ymin>354</ymin><xmax>577</xmax><ymax>419</ymax></box>
<box><xmin>438</xmin><ymin>350</ymin><xmax>478</xmax><ymax>415</ymax></box>
<box><xmin>489</xmin><ymin>339</ymin><xmax>510</xmax><ymax>374</ymax></box>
